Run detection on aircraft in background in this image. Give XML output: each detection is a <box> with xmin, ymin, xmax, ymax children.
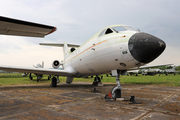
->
<box><xmin>164</xmin><ymin>66</ymin><xmax>177</xmax><ymax>75</ymax></box>
<box><xmin>141</xmin><ymin>68</ymin><xmax>162</xmax><ymax>76</ymax></box>
<box><xmin>127</xmin><ymin>70</ymin><xmax>140</xmax><ymax>76</ymax></box>
<box><xmin>22</xmin><ymin>61</ymin><xmax>53</xmax><ymax>82</ymax></box>
<box><xmin>0</xmin><ymin>16</ymin><xmax>168</xmax><ymax>99</ymax></box>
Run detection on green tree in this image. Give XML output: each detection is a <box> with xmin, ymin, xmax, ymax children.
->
<box><xmin>175</xmin><ymin>66</ymin><xmax>180</xmax><ymax>71</ymax></box>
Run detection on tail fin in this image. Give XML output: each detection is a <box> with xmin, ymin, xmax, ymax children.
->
<box><xmin>172</xmin><ymin>66</ymin><xmax>176</xmax><ymax>70</ymax></box>
<box><xmin>63</xmin><ymin>43</ymin><xmax>69</xmax><ymax>58</ymax></box>
<box><xmin>42</xmin><ymin>61</ymin><xmax>44</xmax><ymax>68</ymax></box>
<box><xmin>39</xmin><ymin>43</ymin><xmax>80</xmax><ymax>58</ymax></box>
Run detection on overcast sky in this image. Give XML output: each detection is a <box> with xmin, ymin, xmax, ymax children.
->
<box><xmin>0</xmin><ymin>0</ymin><xmax>180</xmax><ymax>68</ymax></box>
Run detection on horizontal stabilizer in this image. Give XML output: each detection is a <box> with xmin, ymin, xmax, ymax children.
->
<box><xmin>0</xmin><ymin>16</ymin><xmax>56</xmax><ymax>38</ymax></box>
<box><xmin>39</xmin><ymin>43</ymin><xmax>80</xmax><ymax>47</ymax></box>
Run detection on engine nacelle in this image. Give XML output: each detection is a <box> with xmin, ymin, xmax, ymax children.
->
<box><xmin>52</xmin><ymin>60</ymin><xmax>60</xmax><ymax>69</ymax></box>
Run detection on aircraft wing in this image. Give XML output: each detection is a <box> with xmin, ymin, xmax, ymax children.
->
<box><xmin>0</xmin><ymin>66</ymin><xmax>71</xmax><ymax>76</ymax></box>
<box><xmin>130</xmin><ymin>64</ymin><xmax>173</xmax><ymax>70</ymax></box>
<box><xmin>0</xmin><ymin>16</ymin><xmax>56</xmax><ymax>37</ymax></box>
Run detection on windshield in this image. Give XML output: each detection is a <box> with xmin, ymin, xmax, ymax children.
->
<box><xmin>124</xmin><ymin>26</ymin><xmax>136</xmax><ymax>31</ymax></box>
<box><xmin>112</xmin><ymin>26</ymin><xmax>136</xmax><ymax>32</ymax></box>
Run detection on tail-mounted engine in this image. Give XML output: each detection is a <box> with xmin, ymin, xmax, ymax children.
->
<box><xmin>52</xmin><ymin>60</ymin><xmax>60</xmax><ymax>69</ymax></box>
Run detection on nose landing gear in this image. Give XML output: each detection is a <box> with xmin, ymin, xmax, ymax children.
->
<box><xmin>111</xmin><ymin>70</ymin><xmax>122</xmax><ymax>99</ymax></box>
<box><xmin>104</xmin><ymin>70</ymin><xmax>122</xmax><ymax>100</ymax></box>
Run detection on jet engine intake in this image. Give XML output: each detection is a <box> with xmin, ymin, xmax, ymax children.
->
<box><xmin>52</xmin><ymin>60</ymin><xmax>60</xmax><ymax>69</ymax></box>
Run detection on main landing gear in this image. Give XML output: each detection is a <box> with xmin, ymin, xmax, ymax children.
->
<box><xmin>50</xmin><ymin>76</ymin><xmax>60</xmax><ymax>87</ymax></box>
<box><xmin>37</xmin><ymin>75</ymin><xmax>43</xmax><ymax>82</ymax></box>
<box><xmin>29</xmin><ymin>73</ymin><xmax>43</xmax><ymax>82</ymax></box>
<box><xmin>92</xmin><ymin>75</ymin><xmax>103</xmax><ymax>86</ymax></box>
<box><xmin>29</xmin><ymin>73</ymin><xmax>33</xmax><ymax>80</ymax></box>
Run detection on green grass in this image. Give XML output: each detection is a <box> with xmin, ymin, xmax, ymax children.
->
<box><xmin>121</xmin><ymin>74</ymin><xmax>180</xmax><ymax>86</ymax></box>
<box><xmin>0</xmin><ymin>73</ymin><xmax>179</xmax><ymax>87</ymax></box>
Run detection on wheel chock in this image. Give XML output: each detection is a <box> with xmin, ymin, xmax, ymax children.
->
<box><xmin>104</xmin><ymin>91</ymin><xmax>113</xmax><ymax>99</ymax></box>
<box><xmin>123</xmin><ymin>95</ymin><xmax>142</xmax><ymax>104</ymax></box>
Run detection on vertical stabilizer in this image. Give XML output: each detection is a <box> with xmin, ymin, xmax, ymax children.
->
<box><xmin>63</xmin><ymin>43</ymin><xmax>69</xmax><ymax>58</ymax></box>
<box><xmin>42</xmin><ymin>61</ymin><xmax>44</xmax><ymax>68</ymax></box>
<box><xmin>172</xmin><ymin>66</ymin><xmax>176</xmax><ymax>70</ymax></box>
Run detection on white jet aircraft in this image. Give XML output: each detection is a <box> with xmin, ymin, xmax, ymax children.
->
<box><xmin>22</xmin><ymin>61</ymin><xmax>52</xmax><ymax>82</ymax></box>
<box><xmin>0</xmin><ymin>16</ymin><xmax>168</xmax><ymax>99</ymax></box>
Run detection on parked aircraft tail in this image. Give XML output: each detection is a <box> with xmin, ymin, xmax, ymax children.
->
<box><xmin>42</xmin><ymin>61</ymin><xmax>44</xmax><ymax>68</ymax></box>
<box><xmin>39</xmin><ymin>43</ymin><xmax>80</xmax><ymax>58</ymax></box>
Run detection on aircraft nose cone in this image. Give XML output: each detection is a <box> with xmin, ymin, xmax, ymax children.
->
<box><xmin>128</xmin><ymin>32</ymin><xmax>166</xmax><ymax>63</ymax></box>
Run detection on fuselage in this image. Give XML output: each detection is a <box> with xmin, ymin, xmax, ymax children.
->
<box><xmin>63</xmin><ymin>25</ymin><xmax>166</xmax><ymax>77</ymax></box>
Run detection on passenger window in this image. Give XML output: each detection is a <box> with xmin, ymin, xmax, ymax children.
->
<box><xmin>105</xmin><ymin>28</ymin><xmax>113</xmax><ymax>34</ymax></box>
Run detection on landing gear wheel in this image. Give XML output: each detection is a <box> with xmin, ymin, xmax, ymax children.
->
<box><xmin>29</xmin><ymin>73</ymin><xmax>33</xmax><ymax>80</ymax></box>
<box><xmin>105</xmin><ymin>70</ymin><xmax>122</xmax><ymax>101</ymax></box>
<box><xmin>112</xmin><ymin>88</ymin><xmax>121</xmax><ymax>100</ymax></box>
<box><xmin>51</xmin><ymin>77</ymin><xmax>57</xmax><ymax>87</ymax></box>
<box><xmin>96</xmin><ymin>77</ymin><xmax>101</xmax><ymax>82</ymax></box>
<box><xmin>92</xmin><ymin>76</ymin><xmax>102</xmax><ymax>86</ymax></box>
<box><xmin>48</xmin><ymin>75</ymin><xmax>51</xmax><ymax>80</ymax></box>
<box><xmin>37</xmin><ymin>76</ymin><xmax>41</xmax><ymax>82</ymax></box>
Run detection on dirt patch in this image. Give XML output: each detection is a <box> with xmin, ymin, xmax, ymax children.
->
<box><xmin>58</xmin><ymin>101</ymin><xmax>144</xmax><ymax>120</ymax></box>
<box><xmin>4</xmin><ymin>90</ymin><xmax>38</xmax><ymax>97</ymax></box>
<box><xmin>0</xmin><ymin>99</ymin><xmax>38</xmax><ymax>117</ymax></box>
<box><xmin>17</xmin><ymin>109</ymin><xmax>79</xmax><ymax>120</ymax></box>
<box><xmin>161</xmin><ymin>102</ymin><xmax>180</xmax><ymax>114</ymax></box>
<box><xmin>29</xmin><ymin>95</ymin><xmax>75</xmax><ymax>105</ymax></box>
<box><xmin>34</xmin><ymin>88</ymin><xmax>70</xmax><ymax>95</ymax></box>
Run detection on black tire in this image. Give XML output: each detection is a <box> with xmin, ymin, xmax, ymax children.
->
<box><xmin>29</xmin><ymin>73</ymin><xmax>33</xmax><ymax>80</ymax></box>
<box><xmin>98</xmin><ymin>77</ymin><xmax>101</xmax><ymax>82</ymax></box>
<box><xmin>51</xmin><ymin>77</ymin><xmax>57</xmax><ymax>87</ymax></box>
<box><xmin>94</xmin><ymin>77</ymin><xmax>101</xmax><ymax>82</ymax></box>
<box><xmin>30</xmin><ymin>77</ymin><xmax>33</xmax><ymax>80</ymax></box>
<box><xmin>48</xmin><ymin>75</ymin><xmax>51</xmax><ymax>80</ymax></box>
<box><xmin>112</xmin><ymin>89</ymin><xmax>121</xmax><ymax>100</ymax></box>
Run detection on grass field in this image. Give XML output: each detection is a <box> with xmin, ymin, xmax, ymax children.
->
<box><xmin>0</xmin><ymin>73</ymin><xmax>179</xmax><ymax>86</ymax></box>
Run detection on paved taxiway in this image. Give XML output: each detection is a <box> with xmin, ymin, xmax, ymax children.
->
<box><xmin>0</xmin><ymin>82</ymin><xmax>180</xmax><ymax>120</ymax></box>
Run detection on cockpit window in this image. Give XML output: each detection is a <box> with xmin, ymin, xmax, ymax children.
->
<box><xmin>112</xmin><ymin>26</ymin><xmax>127</xmax><ymax>32</ymax></box>
<box><xmin>124</xmin><ymin>26</ymin><xmax>136</xmax><ymax>31</ymax></box>
<box><xmin>112</xmin><ymin>26</ymin><xmax>135</xmax><ymax>33</ymax></box>
<box><xmin>98</xmin><ymin>28</ymin><xmax>114</xmax><ymax>37</ymax></box>
<box><xmin>98</xmin><ymin>29</ymin><xmax>106</xmax><ymax>37</ymax></box>
<box><xmin>105</xmin><ymin>28</ymin><xmax>113</xmax><ymax>34</ymax></box>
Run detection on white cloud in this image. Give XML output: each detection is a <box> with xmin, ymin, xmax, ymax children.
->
<box><xmin>0</xmin><ymin>41</ymin><xmax>64</xmax><ymax>68</ymax></box>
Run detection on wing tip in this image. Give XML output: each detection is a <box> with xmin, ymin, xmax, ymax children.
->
<box><xmin>46</xmin><ymin>27</ymin><xmax>57</xmax><ymax>36</ymax></box>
